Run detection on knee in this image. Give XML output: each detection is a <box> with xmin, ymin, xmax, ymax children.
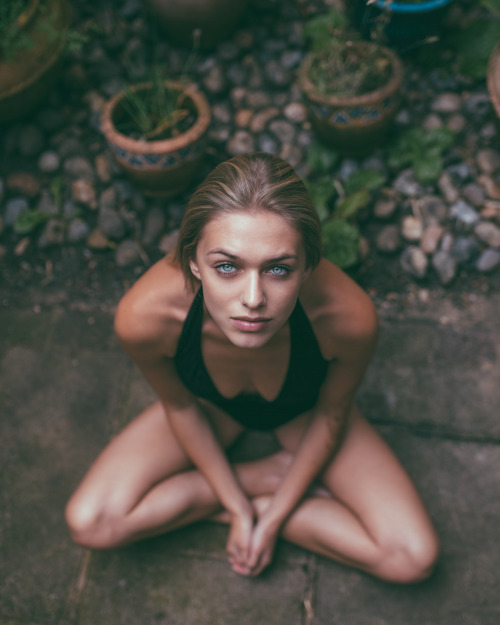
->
<box><xmin>376</xmin><ymin>529</ymin><xmax>440</xmax><ymax>584</ymax></box>
<box><xmin>65</xmin><ymin>493</ymin><xmax>119</xmax><ymax>550</ymax></box>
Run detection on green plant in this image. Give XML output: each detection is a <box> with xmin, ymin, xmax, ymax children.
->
<box><xmin>302</xmin><ymin>9</ymin><xmax>393</xmax><ymax>98</ymax></box>
<box><xmin>387</xmin><ymin>127</ymin><xmax>455</xmax><ymax>185</ymax></box>
<box><xmin>306</xmin><ymin>144</ymin><xmax>386</xmax><ymax>268</ymax></box>
<box><xmin>1</xmin><ymin>0</ymin><xmax>33</xmax><ymax>59</ymax></box>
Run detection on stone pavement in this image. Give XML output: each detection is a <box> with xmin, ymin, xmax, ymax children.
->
<box><xmin>1</xmin><ymin>291</ymin><xmax>500</xmax><ymax>625</ymax></box>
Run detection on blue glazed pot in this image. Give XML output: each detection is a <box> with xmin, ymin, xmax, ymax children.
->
<box><xmin>348</xmin><ymin>0</ymin><xmax>454</xmax><ymax>51</ymax></box>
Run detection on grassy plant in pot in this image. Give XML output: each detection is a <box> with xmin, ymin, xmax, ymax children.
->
<box><xmin>298</xmin><ymin>9</ymin><xmax>404</xmax><ymax>156</ymax></box>
<box><xmin>0</xmin><ymin>0</ymin><xmax>70</xmax><ymax>122</ymax></box>
<box><xmin>101</xmin><ymin>68</ymin><xmax>211</xmax><ymax>198</ymax></box>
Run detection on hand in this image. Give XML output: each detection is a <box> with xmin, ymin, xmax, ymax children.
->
<box><xmin>245</xmin><ymin>514</ymin><xmax>279</xmax><ymax>577</ymax></box>
<box><xmin>226</xmin><ymin>505</ymin><xmax>254</xmax><ymax>575</ymax></box>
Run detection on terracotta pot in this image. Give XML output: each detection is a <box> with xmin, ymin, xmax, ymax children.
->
<box><xmin>0</xmin><ymin>0</ymin><xmax>70</xmax><ymax>123</ymax></box>
<box><xmin>101</xmin><ymin>81</ymin><xmax>211</xmax><ymax>198</ymax></box>
<box><xmin>298</xmin><ymin>43</ymin><xmax>404</xmax><ymax>156</ymax></box>
<box><xmin>143</xmin><ymin>0</ymin><xmax>249</xmax><ymax>48</ymax></box>
<box><xmin>488</xmin><ymin>42</ymin><xmax>500</xmax><ymax>136</ymax></box>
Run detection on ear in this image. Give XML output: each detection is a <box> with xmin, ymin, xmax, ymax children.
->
<box><xmin>189</xmin><ymin>258</ymin><xmax>201</xmax><ymax>281</ymax></box>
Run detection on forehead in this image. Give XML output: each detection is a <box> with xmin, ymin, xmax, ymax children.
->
<box><xmin>198</xmin><ymin>210</ymin><xmax>304</xmax><ymax>257</ymax></box>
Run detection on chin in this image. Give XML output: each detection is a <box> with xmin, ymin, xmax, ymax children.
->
<box><xmin>228</xmin><ymin>330</ymin><xmax>272</xmax><ymax>350</ymax></box>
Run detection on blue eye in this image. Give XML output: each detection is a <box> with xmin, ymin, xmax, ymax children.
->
<box><xmin>268</xmin><ymin>265</ymin><xmax>289</xmax><ymax>276</ymax></box>
<box><xmin>215</xmin><ymin>262</ymin><xmax>236</xmax><ymax>274</ymax></box>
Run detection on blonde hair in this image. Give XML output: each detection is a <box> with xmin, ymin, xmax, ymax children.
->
<box><xmin>174</xmin><ymin>152</ymin><xmax>322</xmax><ymax>290</ymax></box>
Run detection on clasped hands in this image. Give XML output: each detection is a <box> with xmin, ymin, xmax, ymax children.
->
<box><xmin>226</xmin><ymin>500</ymin><xmax>280</xmax><ymax>577</ymax></box>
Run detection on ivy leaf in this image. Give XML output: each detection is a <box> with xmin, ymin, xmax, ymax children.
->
<box><xmin>306</xmin><ymin>176</ymin><xmax>336</xmax><ymax>222</ymax></box>
<box><xmin>307</xmin><ymin>143</ymin><xmax>339</xmax><ymax>175</ymax></box>
<box><xmin>413</xmin><ymin>153</ymin><xmax>443</xmax><ymax>185</ymax></box>
<box><xmin>13</xmin><ymin>210</ymin><xmax>53</xmax><ymax>235</ymax></box>
<box><xmin>322</xmin><ymin>219</ymin><xmax>360</xmax><ymax>268</ymax></box>
<box><xmin>335</xmin><ymin>189</ymin><xmax>371</xmax><ymax>220</ymax></box>
<box><xmin>343</xmin><ymin>169</ymin><xmax>386</xmax><ymax>195</ymax></box>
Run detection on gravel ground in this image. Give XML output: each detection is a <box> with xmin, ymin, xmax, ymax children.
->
<box><xmin>1</xmin><ymin>0</ymin><xmax>499</xmax><ymax>313</ymax></box>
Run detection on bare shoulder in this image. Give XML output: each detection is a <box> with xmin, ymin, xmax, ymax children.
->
<box><xmin>300</xmin><ymin>259</ymin><xmax>378</xmax><ymax>360</ymax></box>
<box><xmin>114</xmin><ymin>256</ymin><xmax>196</xmax><ymax>359</ymax></box>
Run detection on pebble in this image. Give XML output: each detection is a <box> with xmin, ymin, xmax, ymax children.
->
<box><xmin>0</xmin><ymin>179</ymin><xmax>4</xmax><ymax>205</ymax></box>
<box><xmin>462</xmin><ymin>183</ymin><xmax>485</xmax><ymax>208</ymax></box>
<box><xmin>476</xmin><ymin>249</ymin><xmax>500</xmax><ymax>272</ymax></box>
<box><xmin>401</xmin><ymin>216</ymin><xmax>423</xmax><ymax>242</ymax></box>
<box><xmin>476</xmin><ymin>149</ymin><xmax>500</xmax><ymax>174</ymax></box>
<box><xmin>416</xmin><ymin>195</ymin><xmax>447</xmax><ymax>226</ymax></box>
<box><xmin>374</xmin><ymin>197</ymin><xmax>398</xmax><ymax>219</ymax></box>
<box><xmin>269</xmin><ymin>120</ymin><xmax>296</xmax><ymax>144</ymax></box>
<box><xmin>72</xmin><ymin>179</ymin><xmax>97</xmax><ymax>208</ymax></box>
<box><xmin>227</xmin><ymin>131</ymin><xmax>255</xmax><ymax>155</ymax></box>
<box><xmin>142</xmin><ymin>206</ymin><xmax>165</xmax><ymax>246</ymax></box>
<box><xmin>420</xmin><ymin>224</ymin><xmax>444</xmax><ymax>254</ymax></box>
<box><xmin>38</xmin><ymin>219</ymin><xmax>65</xmax><ymax>248</ymax></box>
<box><xmin>474</xmin><ymin>221</ymin><xmax>500</xmax><ymax>248</ymax></box>
<box><xmin>235</xmin><ymin>109</ymin><xmax>254</xmax><ymax>128</ymax></box>
<box><xmin>451</xmin><ymin>236</ymin><xmax>479</xmax><ymax>264</ymax></box>
<box><xmin>64</xmin><ymin>156</ymin><xmax>94</xmax><ymax>179</ymax></box>
<box><xmin>422</xmin><ymin>114</ymin><xmax>443</xmax><ymax>131</ymax></box>
<box><xmin>98</xmin><ymin>208</ymin><xmax>126</xmax><ymax>240</ymax></box>
<box><xmin>18</xmin><ymin>125</ymin><xmax>45</xmax><ymax>157</ymax></box>
<box><xmin>257</xmin><ymin>132</ymin><xmax>279</xmax><ymax>154</ymax></box>
<box><xmin>86</xmin><ymin>229</ymin><xmax>110</xmax><ymax>249</ymax></box>
<box><xmin>481</xmin><ymin>201</ymin><xmax>500</xmax><ymax>222</ymax></box>
<box><xmin>212</xmin><ymin>104</ymin><xmax>232</xmax><ymax>124</ymax></box>
<box><xmin>38</xmin><ymin>151</ymin><xmax>60</xmax><ymax>173</ymax></box>
<box><xmin>446</xmin><ymin>114</ymin><xmax>466</xmax><ymax>133</ymax></box>
<box><xmin>438</xmin><ymin>172</ymin><xmax>459</xmax><ymax>203</ymax></box>
<box><xmin>376</xmin><ymin>225</ymin><xmax>402</xmax><ymax>253</ymax></box>
<box><xmin>431</xmin><ymin>93</ymin><xmax>462</xmax><ymax>113</ymax></box>
<box><xmin>95</xmin><ymin>154</ymin><xmax>113</xmax><ymax>183</ymax></box>
<box><xmin>4</xmin><ymin>198</ymin><xmax>29</xmax><ymax>227</ymax></box>
<box><xmin>432</xmin><ymin>251</ymin><xmax>457</xmax><ymax>285</ymax></box>
<box><xmin>115</xmin><ymin>239</ymin><xmax>143</xmax><ymax>267</ymax></box>
<box><xmin>393</xmin><ymin>169</ymin><xmax>424</xmax><ymax>197</ymax></box>
<box><xmin>68</xmin><ymin>218</ymin><xmax>91</xmax><ymax>242</ymax></box>
<box><xmin>463</xmin><ymin>92</ymin><xmax>491</xmax><ymax>117</ymax></box>
<box><xmin>6</xmin><ymin>172</ymin><xmax>41</xmax><ymax>199</ymax></box>
<box><xmin>478</xmin><ymin>175</ymin><xmax>500</xmax><ymax>200</ymax></box>
<box><xmin>449</xmin><ymin>200</ymin><xmax>480</xmax><ymax>225</ymax></box>
<box><xmin>400</xmin><ymin>246</ymin><xmax>428</xmax><ymax>279</ymax></box>
<box><xmin>36</xmin><ymin>190</ymin><xmax>58</xmax><ymax>215</ymax></box>
<box><xmin>250</xmin><ymin>107</ymin><xmax>280</xmax><ymax>132</ymax></box>
<box><xmin>283</xmin><ymin>102</ymin><xmax>307</xmax><ymax>124</ymax></box>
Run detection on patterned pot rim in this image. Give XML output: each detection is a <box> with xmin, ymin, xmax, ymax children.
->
<box><xmin>373</xmin><ymin>0</ymin><xmax>453</xmax><ymax>13</ymax></box>
<box><xmin>100</xmin><ymin>80</ymin><xmax>211</xmax><ymax>155</ymax></box>
<box><xmin>298</xmin><ymin>42</ymin><xmax>403</xmax><ymax>109</ymax></box>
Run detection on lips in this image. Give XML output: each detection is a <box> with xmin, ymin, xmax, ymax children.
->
<box><xmin>231</xmin><ymin>316</ymin><xmax>272</xmax><ymax>332</ymax></box>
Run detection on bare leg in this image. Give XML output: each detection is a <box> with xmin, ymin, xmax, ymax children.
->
<box><xmin>66</xmin><ymin>400</ymin><xmax>291</xmax><ymax>549</ymax></box>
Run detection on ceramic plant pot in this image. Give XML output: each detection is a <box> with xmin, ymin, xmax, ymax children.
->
<box><xmin>347</xmin><ymin>0</ymin><xmax>454</xmax><ymax>51</ymax></box>
<box><xmin>143</xmin><ymin>0</ymin><xmax>249</xmax><ymax>48</ymax></box>
<box><xmin>298</xmin><ymin>42</ymin><xmax>404</xmax><ymax>156</ymax></box>
<box><xmin>0</xmin><ymin>0</ymin><xmax>71</xmax><ymax>122</ymax></box>
<box><xmin>100</xmin><ymin>81</ymin><xmax>211</xmax><ymax>198</ymax></box>
<box><xmin>487</xmin><ymin>42</ymin><xmax>500</xmax><ymax>136</ymax></box>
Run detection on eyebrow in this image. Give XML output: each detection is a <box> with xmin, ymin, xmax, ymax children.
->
<box><xmin>206</xmin><ymin>249</ymin><xmax>299</xmax><ymax>263</ymax></box>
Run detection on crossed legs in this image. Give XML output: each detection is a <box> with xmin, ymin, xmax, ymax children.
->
<box><xmin>65</xmin><ymin>401</ymin><xmax>439</xmax><ymax>583</ymax></box>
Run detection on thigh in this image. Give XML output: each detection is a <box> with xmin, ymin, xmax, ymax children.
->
<box><xmin>72</xmin><ymin>400</ymin><xmax>244</xmax><ymax>513</ymax></box>
<box><xmin>276</xmin><ymin>406</ymin><xmax>435</xmax><ymax>544</ymax></box>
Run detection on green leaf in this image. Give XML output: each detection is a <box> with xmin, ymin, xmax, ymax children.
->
<box><xmin>335</xmin><ymin>189</ymin><xmax>370</xmax><ymax>220</ymax></box>
<box><xmin>413</xmin><ymin>153</ymin><xmax>443</xmax><ymax>185</ymax></box>
<box><xmin>322</xmin><ymin>219</ymin><xmax>360</xmax><ymax>268</ymax></box>
<box><xmin>303</xmin><ymin>10</ymin><xmax>349</xmax><ymax>51</ymax></box>
<box><xmin>307</xmin><ymin>143</ymin><xmax>339</xmax><ymax>175</ymax></box>
<box><xmin>445</xmin><ymin>20</ymin><xmax>500</xmax><ymax>79</ymax></box>
<box><xmin>481</xmin><ymin>0</ymin><xmax>500</xmax><ymax>16</ymax></box>
<box><xmin>306</xmin><ymin>176</ymin><xmax>336</xmax><ymax>222</ymax></box>
<box><xmin>343</xmin><ymin>169</ymin><xmax>386</xmax><ymax>195</ymax></box>
<box><xmin>13</xmin><ymin>211</ymin><xmax>53</xmax><ymax>235</ymax></box>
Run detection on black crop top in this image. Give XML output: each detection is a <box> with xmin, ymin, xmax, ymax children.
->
<box><xmin>174</xmin><ymin>289</ymin><xmax>329</xmax><ymax>431</ymax></box>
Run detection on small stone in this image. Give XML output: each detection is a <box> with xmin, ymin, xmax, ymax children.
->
<box><xmin>401</xmin><ymin>246</ymin><xmax>428</xmax><ymax>279</ymax></box>
<box><xmin>478</xmin><ymin>175</ymin><xmax>500</xmax><ymax>200</ymax></box>
<box><xmin>338</xmin><ymin>159</ymin><xmax>358</xmax><ymax>181</ymax></box>
<box><xmin>476</xmin><ymin>149</ymin><xmax>500</xmax><ymax>174</ymax></box>
<box><xmin>72</xmin><ymin>179</ymin><xmax>97</xmax><ymax>208</ymax></box>
<box><xmin>481</xmin><ymin>201</ymin><xmax>500</xmax><ymax>222</ymax></box>
<box><xmin>227</xmin><ymin>131</ymin><xmax>255</xmax><ymax>155</ymax></box>
<box><xmin>264</xmin><ymin>60</ymin><xmax>291</xmax><ymax>87</ymax></box>
<box><xmin>401</xmin><ymin>215</ymin><xmax>423</xmax><ymax>241</ymax></box>
<box><xmin>250</xmin><ymin>107</ymin><xmax>279</xmax><ymax>133</ymax></box>
<box><xmin>375</xmin><ymin>225</ymin><xmax>402</xmax><ymax>253</ymax></box>
<box><xmin>257</xmin><ymin>132</ymin><xmax>279</xmax><ymax>154</ymax></box>
<box><xmin>98</xmin><ymin>208</ymin><xmax>126</xmax><ymax>240</ymax></box>
<box><xmin>113</xmin><ymin>180</ymin><xmax>134</xmax><ymax>203</ymax></box>
<box><xmin>212</xmin><ymin>103</ymin><xmax>232</xmax><ymax>124</ymax></box>
<box><xmin>6</xmin><ymin>172</ymin><xmax>41</xmax><ymax>198</ymax></box>
<box><xmin>209</xmin><ymin>127</ymin><xmax>230</xmax><ymax>144</ymax></box>
<box><xmin>463</xmin><ymin>92</ymin><xmax>491</xmax><ymax>117</ymax></box>
<box><xmin>95</xmin><ymin>154</ymin><xmax>112</xmax><ymax>183</ymax></box>
<box><xmin>476</xmin><ymin>249</ymin><xmax>500</xmax><ymax>272</ymax></box>
<box><xmin>226</xmin><ymin>63</ymin><xmax>247</xmax><ymax>86</ymax></box>
<box><xmin>449</xmin><ymin>200</ymin><xmax>480</xmax><ymax>225</ymax></box>
<box><xmin>281</xmin><ymin>50</ymin><xmax>302</xmax><ymax>69</ymax></box>
<box><xmin>57</xmin><ymin>137</ymin><xmax>85</xmax><ymax>159</ymax></box>
<box><xmin>284</xmin><ymin>102</ymin><xmax>307</xmax><ymax>123</ymax></box>
<box><xmin>438</xmin><ymin>172</ymin><xmax>459</xmax><ymax>203</ymax></box>
<box><xmin>115</xmin><ymin>239</ymin><xmax>143</xmax><ymax>267</ymax></box>
<box><xmin>280</xmin><ymin>144</ymin><xmax>302</xmax><ymax>169</ymax></box>
<box><xmin>269</xmin><ymin>120</ymin><xmax>296</xmax><ymax>144</ymax></box>
<box><xmin>432</xmin><ymin>251</ymin><xmax>457</xmax><ymax>285</ymax></box>
<box><xmin>417</xmin><ymin>195</ymin><xmax>448</xmax><ymax>226</ymax></box>
<box><xmin>420</xmin><ymin>224</ymin><xmax>444</xmax><ymax>254</ymax></box>
<box><xmin>395</xmin><ymin>109</ymin><xmax>411</xmax><ymax>125</ymax></box>
<box><xmin>18</xmin><ymin>124</ymin><xmax>45</xmax><ymax>157</ymax></box>
<box><xmin>462</xmin><ymin>183</ymin><xmax>485</xmax><ymax>208</ymax></box>
<box><xmin>393</xmin><ymin>169</ymin><xmax>424</xmax><ymax>197</ymax></box>
<box><xmin>4</xmin><ymin>197</ymin><xmax>29</xmax><ymax>227</ymax></box>
<box><xmin>36</xmin><ymin>190</ymin><xmax>58</xmax><ymax>215</ymax></box>
<box><xmin>86</xmin><ymin>229</ymin><xmax>110</xmax><ymax>249</ymax></box>
<box><xmin>446</xmin><ymin>114</ymin><xmax>466</xmax><ymax>133</ymax></box>
<box><xmin>235</xmin><ymin>109</ymin><xmax>253</xmax><ymax>128</ymax></box>
<box><xmin>143</xmin><ymin>206</ymin><xmax>166</xmax><ymax>246</ymax></box>
<box><xmin>158</xmin><ymin>229</ymin><xmax>180</xmax><ymax>254</ymax></box>
<box><xmin>14</xmin><ymin>237</ymin><xmax>30</xmax><ymax>256</ymax></box>
<box><xmin>431</xmin><ymin>93</ymin><xmax>462</xmax><ymax>113</ymax></box>
<box><xmin>67</xmin><ymin>217</ymin><xmax>91</xmax><ymax>242</ymax></box>
<box><xmin>451</xmin><ymin>236</ymin><xmax>479</xmax><ymax>264</ymax></box>
<box><xmin>440</xmin><ymin>232</ymin><xmax>454</xmax><ymax>253</ymax></box>
<box><xmin>38</xmin><ymin>151</ymin><xmax>60</xmax><ymax>173</ymax></box>
<box><xmin>374</xmin><ymin>197</ymin><xmax>397</xmax><ymax>219</ymax></box>
<box><xmin>38</xmin><ymin>219</ymin><xmax>65</xmax><ymax>248</ymax></box>
<box><xmin>203</xmin><ymin>65</ymin><xmax>226</xmax><ymax>95</ymax></box>
<box><xmin>480</xmin><ymin>122</ymin><xmax>496</xmax><ymax>140</ymax></box>
<box><xmin>99</xmin><ymin>187</ymin><xmax>117</xmax><ymax>211</ymax></box>
<box><xmin>446</xmin><ymin>162</ymin><xmax>471</xmax><ymax>181</ymax></box>
<box><xmin>246</xmin><ymin>90</ymin><xmax>271</xmax><ymax>109</ymax></box>
<box><xmin>0</xmin><ymin>178</ymin><xmax>4</xmax><ymax>205</ymax></box>
<box><xmin>422</xmin><ymin>113</ymin><xmax>443</xmax><ymax>131</ymax></box>
<box><xmin>474</xmin><ymin>221</ymin><xmax>500</xmax><ymax>247</ymax></box>
<box><xmin>64</xmin><ymin>156</ymin><xmax>94</xmax><ymax>179</ymax></box>
<box><xmin>358</xmin><ymin>236</ymin><xmax>370</xmax><ymax>261</ymax></box>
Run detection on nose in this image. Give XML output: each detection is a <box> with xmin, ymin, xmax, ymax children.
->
<box><xmin>241</xmin><ymin>272</ymin><xmax>266</xmax><ymax>309</ymax></box>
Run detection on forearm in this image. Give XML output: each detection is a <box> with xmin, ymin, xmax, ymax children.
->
<box><xmin>168</xmin><ymin>404</ymin><xmax>252</xmax><ymax>517</ymax></box>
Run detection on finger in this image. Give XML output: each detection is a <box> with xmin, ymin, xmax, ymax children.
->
<box><xmin>231</xmin><ymin>561</ymin><xmax>252</xmax><ymax>576</ymax></box>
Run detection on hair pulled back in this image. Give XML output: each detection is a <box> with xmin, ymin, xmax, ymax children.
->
<box><xmin>174</xmin><ymin>152</ymin><xmax>322</xmax><ymax>290</ymax></box>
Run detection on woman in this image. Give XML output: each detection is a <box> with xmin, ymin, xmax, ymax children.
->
<box><xmin>66</xmin><ymin>152</ymin><xmax>439</xmax><ymax>580</ymax></box>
